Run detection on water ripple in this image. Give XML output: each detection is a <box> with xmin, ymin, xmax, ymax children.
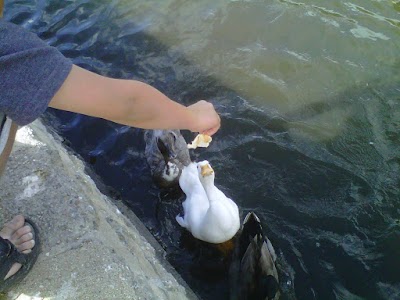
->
<box><xmin>5</xmin><ymin>0</ymin><xmax>399</xmax><ymax>299</ymax></box>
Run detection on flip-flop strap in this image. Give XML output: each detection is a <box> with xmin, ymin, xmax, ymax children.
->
<box><xmin>0</xmin><ymin>237</ymin><xmax>27</xmax><ymax>280</ymax></box>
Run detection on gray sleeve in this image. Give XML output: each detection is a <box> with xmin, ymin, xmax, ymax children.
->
<box><xmin>0</xmin><ymin>19</ymin><xmax>73</xmax><ymax>126</ymax></box>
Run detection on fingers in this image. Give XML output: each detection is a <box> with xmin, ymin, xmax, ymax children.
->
<box><xmin>187</xmin><ymin>100</ymin><xmax>221</xmax><ymax>135</ymax></box>
<box><xmin>201</xmin><ymin>125</ymin><xmax>219</xmax><ymax>136</ymax></box>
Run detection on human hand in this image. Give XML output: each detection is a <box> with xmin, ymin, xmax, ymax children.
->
<box><xmin>187</xmin><ymin>100</ymin><xmax>221</xmax><ymax>136</ymax></box>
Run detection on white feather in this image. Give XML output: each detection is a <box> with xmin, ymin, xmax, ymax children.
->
<box><xmin>176</xmin><ymin>161</ymin><xmax>240</xmax><ymax>243</ymax></box>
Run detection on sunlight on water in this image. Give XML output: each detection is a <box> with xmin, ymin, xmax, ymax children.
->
<box><xmin>350</xmin><ymin>24</ymin><xmax>390</xmax><ymax>40</ymax></box>
<box><xmin>110</xmin><ymin>0</ymin><xmax>400</xmax><ymax>144</ymax></box>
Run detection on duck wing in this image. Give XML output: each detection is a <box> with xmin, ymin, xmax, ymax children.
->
<box><xmin>171</xmin><ymin>130</ymin><xmax>191</xmax><ymax>166</ymax></box>
<box><xmin>144</xmin><ymin>131</ymin><xmax>167</xmax><ymax>178</ymax></box>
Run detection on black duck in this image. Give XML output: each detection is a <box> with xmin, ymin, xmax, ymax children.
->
<box><xmin>144</xmin><ymin>129</ymin><xmax>191</xmax><ymax>188</ymax></box>
<box><xmin>230</xmin><ymin>211</ymin><xmax>280</xmax><ymax>300</ymax></box>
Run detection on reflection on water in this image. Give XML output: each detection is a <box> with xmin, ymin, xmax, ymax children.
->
<box><xmin>4</xmin><ymin>0</ymin><xmax>400</xmax><ymax>299</ymax></box>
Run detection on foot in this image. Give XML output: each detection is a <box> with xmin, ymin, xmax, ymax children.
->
<box><xmin>0</xmin><ymin>215</ymin><xmax>35</xmax><ymax>280</ymax></box>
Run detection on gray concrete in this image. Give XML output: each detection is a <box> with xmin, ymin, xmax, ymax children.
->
<box><xmin>0</xmin><ymin>120</ymin><xmax>198</xmax><ymax>300</ymax></box>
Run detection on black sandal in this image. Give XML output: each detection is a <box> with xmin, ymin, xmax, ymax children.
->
<box><xmin>0</xmin><ymin>218</ymin><xmax>41</xmax><ymax>293</ymax></box>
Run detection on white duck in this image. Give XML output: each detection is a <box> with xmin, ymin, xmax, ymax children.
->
<box><xmin>176</xmin><ymin>161</ymin><xmax>240</xmax><ymax>244</ymax></box>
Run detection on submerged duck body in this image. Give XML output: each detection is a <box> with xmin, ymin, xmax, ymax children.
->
<box><xmin>144</xmin><ymin>129</ymin><xmax>191</xmax><ymax>188</ymax></box>
<box><xmin>230</xmin><ymin>212</ymin><xmax>280</xmax><ymax>300</ymax></box>
<box><xmin>176</xmin><ymin>161</ymin><xmax>240</xmax><ymax>244</ymax></box>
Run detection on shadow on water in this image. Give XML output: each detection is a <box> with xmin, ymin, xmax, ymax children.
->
<box><xmin>5</xmin><ymin>1</ymin><xmax>400</xmax><ymax>299</ymax></box>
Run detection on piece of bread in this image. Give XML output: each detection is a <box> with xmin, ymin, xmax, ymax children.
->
<box><xmin>187</xmin><ymin>134</ymin><xmax>212</xmax><ymax>149</ymax></box>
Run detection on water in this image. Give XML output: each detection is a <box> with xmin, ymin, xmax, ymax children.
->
<box><xmin>4</xmin><ymin>0</ymin><xmax>400</xmax><ymax>299</ymax></box>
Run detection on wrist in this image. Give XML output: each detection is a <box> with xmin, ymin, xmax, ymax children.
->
<box><xmin>183</xmin><ymin>106</ymin><xmax>200</xmax><ymax>132</ymax></box>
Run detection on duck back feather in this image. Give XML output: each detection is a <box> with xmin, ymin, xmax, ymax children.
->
<box><xmin>177</xmin><ymin>162</ymin><xmax>240</xmax><ymax>244</ymax></box>
<box><xmin>230</xmin><ymin>212</ymin><xmax>280</xmax><ymax>300</ymax></box>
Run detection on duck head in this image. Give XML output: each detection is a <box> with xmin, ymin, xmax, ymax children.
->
<box><xmin>197</xmin><ymin>160</ymin><xmax>215</xmax><ymax>186</ymax></box>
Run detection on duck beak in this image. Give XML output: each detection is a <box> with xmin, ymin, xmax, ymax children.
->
<box><xmin>201</xmin><ymin>164</ymin><xmax>214</xmax><ymax>177</ymax></box>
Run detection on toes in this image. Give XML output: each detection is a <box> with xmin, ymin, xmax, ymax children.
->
<box><xmin>7</xmin><ymin>215</ymin><xmax>25</xmax><ymax>230</ymax></box>
<box><xmin>10</xmin><ymin>225</ymin><xmax>33</xmax><ymax>245</ymax></box>
<box><xmin>16</xmin><ymin>232</ymin><xmax>33</xmax><ymax>245</ymax></box>
<box><xmin>11</xmin><ymin>215</ymin><xmax>25</xmax><ymax>225</ymax></box>
<box><xmin>0</xmin><ymin>215</ymin><xmax>25</xmax><ymax>239</ymax></box>
<box><xmin>18</xmin><ymin>239</ymin><xmax>35</xmax><ymax>253</ymax></box>
<box><xmin>0</xmin><ymin>216</ymin><xmax>36</xmax><ymax>253</ymax></box>
<box><xmin>0</xmin><ymin>217</ymin><xmax>38</xmax><ymax>281</ymax></box>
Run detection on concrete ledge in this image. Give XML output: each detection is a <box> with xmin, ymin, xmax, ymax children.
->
<box><xmin>0</xmin><ymin>120</ymin><xmax>197</xmax><ymax>300</ymax></box>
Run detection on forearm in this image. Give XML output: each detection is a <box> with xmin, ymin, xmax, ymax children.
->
<box><xmin>50</xmin><ymin>65</ymin><xmax>197</xmax><ymax>130</ymax></box>
<box><xmin>112</xmin><ymin>80</ymin><xmax>196</xmax><ymax>130</ymax></box>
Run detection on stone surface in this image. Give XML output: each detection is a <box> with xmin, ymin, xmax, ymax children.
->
<box><xmin>0</xmin><ymin>120</ymin><xmax>197</xmax><ymax>300</ymax></box>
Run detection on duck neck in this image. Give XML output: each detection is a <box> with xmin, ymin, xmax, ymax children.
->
<box><xmin>202</xmin><ymin>178</ymin><xmax>217</xmax><ymax>202</ymax></box>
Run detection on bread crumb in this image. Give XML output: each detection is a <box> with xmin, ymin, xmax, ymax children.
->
<box><xmin>187</xmin><ymin>134</ymin><xmax>212</xmax><ymax>149</ymax></box>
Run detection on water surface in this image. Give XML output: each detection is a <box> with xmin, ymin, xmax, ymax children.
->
<box><xmin>4</xmin><ymin>0</ymin><xmax>400</xmax><ymax>299</ymax></box>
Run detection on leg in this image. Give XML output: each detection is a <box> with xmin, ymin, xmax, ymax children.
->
<box><xmin>0</xmin><ymin>121</ymin><xmax>18</xmax><ymax>176</ymax></box>
<box><xmin>0</xmin><ymin>121</ymin><xmax>39</xmax><ymax>291</ymax></box>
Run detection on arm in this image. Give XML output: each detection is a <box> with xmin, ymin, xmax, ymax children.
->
<box><xmin>49</xmin><ymin>65</ymin><xmax>220</xmax><ymax>135</ymax></box>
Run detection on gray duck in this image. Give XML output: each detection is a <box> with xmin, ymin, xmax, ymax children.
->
<box><xmin>144</xmin><ymin>129</ymin><xmax>191</xmax><ymax>188</ymax></box>
<box><xmin>229</xmin><ymin>212</ymin><xmax>280</xmax><ymax>300</ymax></box>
